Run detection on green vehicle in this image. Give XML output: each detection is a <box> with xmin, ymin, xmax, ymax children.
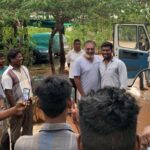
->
<box><xmin>30</xmin><ymin>32</ymin><xmax>68</xmax><ymax>63</ymax></box>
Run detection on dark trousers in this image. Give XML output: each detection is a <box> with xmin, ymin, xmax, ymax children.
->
<box><xmin>70</xmin><ymin>78</ymin><xmax>77</xmax><ymax>102</ymax></box>
<box><xmin>0</xmin><ymin>131</ymin><xmax>10</xmax><ymax>150</ymax></box>
<box><xmin>10</xmin><ymin>105</ymin><xmax>33</xmax><ymax>150</ymax></box>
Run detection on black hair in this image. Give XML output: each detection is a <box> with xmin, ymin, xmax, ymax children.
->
<box><xmin>35</xmin><ymin>75</ymin><xmax>72</xmax><ymax>118</ymax></box>
<box><xmin>74</xmin><ymin>39</ymin><xmax>81</xmax><ymax>44</ymax></box>
<box><xmin>79</xmin><ymin>87</ymin><xmax>139</xmax><ymax>150</ymax></box>
<box><xmin>101</xmin><ymin>41</ymin><xmax>113</xmax><ymax>50</ymax></box>
<box><xmin>7</xmin><ymin>49</ymin><xmax>21</xmax><ymax>63</ymax></box>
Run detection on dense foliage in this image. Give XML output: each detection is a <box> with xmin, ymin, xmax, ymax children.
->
<box><xmin>0</xmin><ymin>0</ymin><xmax>149</xmax><ymax>71</ymax></box>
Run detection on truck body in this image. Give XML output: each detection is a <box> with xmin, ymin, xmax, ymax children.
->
<box><xmin>113</xmin><ymin>24</ymin><xmax>150</xmax><ymax>87</ymax></box>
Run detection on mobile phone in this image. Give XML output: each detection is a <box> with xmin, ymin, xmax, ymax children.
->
<box><xmin>23</xmin><ymin>88</ymin><xmax>30</xmax><ymax>101</ymax></box>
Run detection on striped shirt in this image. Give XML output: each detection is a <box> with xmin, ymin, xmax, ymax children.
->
<box><xmin>15</xmin><ymin>123</ymin><xmax>78</xmax><ymax>150</ymax></box>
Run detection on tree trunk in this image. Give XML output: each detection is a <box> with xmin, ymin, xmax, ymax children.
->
<box><xmin>23</xmin><ymin>20</ymin><xmax>31</xmax><ymax>66</ymax></box>
<box><xmin>12</xmin><ymin>23</ymin><xmax>17</xmax><ymax>47</ymax></box>
<box><xmin>23</xmin><ymin>20</ymin><xmax>28</xmax><ymax>42</ymax></box>
<box><xmin>48</xmin><ymin>28</ymin><xmax>57</xmax><ymax>74</ymax></box>
<box><xmin>13</xmin><ymin>19</ymin><xmax>22</xmax><ymax>48</ymax></box>
<box><xmin>59</xmin><ymin>27</ymin><xmax>65</xmax><ymax>73</ymax></box>
<box><xmin>13</xmin><ymin>21</ymin><xmax>18</xmax><ymax>38</ymax></box>
<box><xmin>18</xmin><ymin>22</ymin><xmax>23</xmax><ymax>49</ymax></box>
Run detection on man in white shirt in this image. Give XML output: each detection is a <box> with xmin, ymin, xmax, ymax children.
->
<box><xmin>1</xmin><ymin>49</ymin><xmax>33</xmax><ymax>150</ymax></box>
<box><xmin>66</xmin><ymin>39</ymin><xmax>84</xmax><ymax>101</ymax></box>
<box><xmin>99</xmin><ymin>41</ymin><xmax>128</xmax><ymax>89</ymax></box>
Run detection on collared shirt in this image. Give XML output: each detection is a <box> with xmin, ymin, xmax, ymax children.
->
<box><xmin>1</xmin><ymin>65</ymin><xmax>33</xmax><ymax>102</ymax></box>
<box><xmin>15</xmin><ymin>123</ymin><xmax>78</xmax><ymax>150</ymax></box>
<box><xmin>99</xmin><ymin>57</ymin><xmax>127</xmax><ymax>89</ymax></box>
<box><xmin>66</xmin><ymin>49</ymin><xmax>84</xmax><ymax>78</ymax></box>
<box><xmin>73</xmin><ymin>55</ymin><xmax>101</xmax><ymax>95</ymax></box>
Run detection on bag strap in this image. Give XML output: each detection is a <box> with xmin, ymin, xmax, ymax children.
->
<box><xmin>7</xmin><ymin>69</ymin><xmax>19</xmax><ymax>87</ymax></box>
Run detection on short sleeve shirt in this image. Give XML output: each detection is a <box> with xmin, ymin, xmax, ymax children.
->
<box><xmin>73</xmin><ymin>55</ymin><xmax>101</xmax><ymax>95</ymax></box>
<box><xmin>1</xmin><ymin>65</ymin><xmax>33</xmax><ymax>102</ymax></box>
<box><xmin>66</xmin><ymin>49</ymin><xmax>84</xmax><ymax>78</ymax></box>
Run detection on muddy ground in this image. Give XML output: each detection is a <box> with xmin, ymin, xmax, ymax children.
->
<box><xmin>30</xmin><ymin>60</ymin><xmax>150</xmax><ymax>135</ymax></box>
<box><xmin>129</xmin><ymin>78</ymin><xmax>150</xmax><ymax>134</ymax></box>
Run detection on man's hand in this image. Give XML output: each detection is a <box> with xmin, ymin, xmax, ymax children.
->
<box><xmin>141</xmin><ymin>126</ymin><xmax>150</xmax><ymax>150</ymax></box>
<box><xmin>15</xmin><ymin>102</ymin><xmax>26</xmax><ymax>111</ymax></box>
<box><xmin>14</xmin><ymin>102</ymin><xmax>26</xmax><ymax>116</ymax></box>
<box><xmin>74</xmin><ymin>76</ymin><xmax>85</xmax><ymax>97</ymax></box>
<box><xmin>72</xmin><ymin>107</ymin><xmax>79</xmax><ymax>123</ymax></box>
<box><xmin>29</xmin><ymin>96</ymin><xmax>39</xmax><ymax>105</ymax></box>
<box><xmin>71</xmin><ymin>104</ymin><xmax>80</xmax><ymax>132</ymax></box>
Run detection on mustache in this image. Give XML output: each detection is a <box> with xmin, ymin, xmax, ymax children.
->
<box><xmin>86</xmin><ymin>52</ymin><xmax>94</xmax><ymax>55</ymax></box>
<box><xmin>85</xmin><ymin>53</ymin><xmax>94</xmax><ymax>59</ymax></box>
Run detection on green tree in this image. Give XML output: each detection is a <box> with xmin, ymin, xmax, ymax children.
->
<box><xmin>22</xmin><ymin>0</ymin><xmax>99</xmax><ymax>73</ymax></box>
<box><xmin>0</xmin><ymin>0</ymin><xmax>31</xmax><ymax>65</ymax></box>
<box><xmin>0</xmin><ymin>0</ymin><xmax>150</xmax><ymax>71</ymax></box>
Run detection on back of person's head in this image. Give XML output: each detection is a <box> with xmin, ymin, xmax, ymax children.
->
<box><xmin>101</xmin><ymin>41</ymin><xmax>113</xmax><ymax>50</ymax></box>
<box><xmin>7</xmin><ymin>49</ymin><xmax>21</xmax><ymax>63</ymax></box>
<box><xmin>35</xmin><ymin>75</ymin><xmax>72</xmax><ymax>118</ymax></box>
<box><xmin>78</xmin><ymin>87</ymin><xmax>139</xmax><ymax>150</ymax></box>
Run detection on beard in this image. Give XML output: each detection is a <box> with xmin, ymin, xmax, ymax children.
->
<box><xmin>103</xmin><ymin>55</ymin><xmax>112</xmax><ymax>61</ymax></box>
<box><xmin>84</xmin><ymin>53</ymin><xmax>94</xmax><ymax>59</ymax></box>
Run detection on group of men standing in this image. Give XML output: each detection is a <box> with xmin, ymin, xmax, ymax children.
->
<box><xmin>0</xmin><ymin>39</ymin><xmax>128</xmax><ymax>150</ymax></box>
<box><xmin>66</xmin><ymin>39</ymin><xmax>128</xmax><ymax>101</ymax></box>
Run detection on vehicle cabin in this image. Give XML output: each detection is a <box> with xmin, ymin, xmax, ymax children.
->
<box><xmin>114</xmin><ymin>24</ymin><xmax>150</xmax><ymax>87</ymax></box>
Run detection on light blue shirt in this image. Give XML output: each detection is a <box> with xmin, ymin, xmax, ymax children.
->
<box><xmin>15</xmin><ymin>123</ymin><xmax>78</xmax><ymax>150</ymax></box>
<box><xmin>73</xmin><ymin>55</ymin><xmax>101</xmax><ymax>95</ymax></box>
<box><xmin>99</xmin><ymin>57</ymin><xmax>128</xmax><ymax>89</ymax></box>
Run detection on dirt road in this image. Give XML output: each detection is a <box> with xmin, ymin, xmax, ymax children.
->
<box><xmin>31</xmin><ymin>63</ymin><xmax>150</xmax><ymax>135</ymax></box>
<box><xmin>129</xmin><ymin>78</ymin><xmax>150</xmax><ymax>134</ymax></box>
